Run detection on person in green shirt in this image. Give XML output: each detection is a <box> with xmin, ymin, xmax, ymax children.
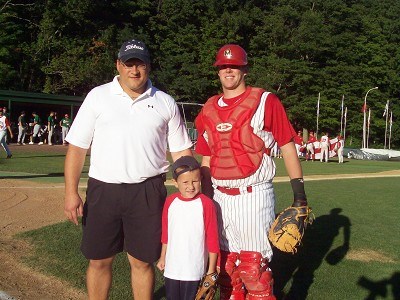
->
<box><xmin>29</xmin><ymin>112</ymin><xmax>41</xmax><ymax>144</ymax></box>
<box><xmin>60</xmin><ymin>113</ymin><xmax>72</xmax><ymax>145</ymax></box>
<box><xmin>47</xmin><ymin>111</ymin><xmax>55</xmax><ymax>145</ymax></box>
<box><xmin>18</xmin><ymin>111</ymin><xmax>28</xmax><ymax>145</ymax></box>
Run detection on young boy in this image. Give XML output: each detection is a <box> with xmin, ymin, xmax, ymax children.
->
<box><xmin>157</xmin><ymin>156</ymin><xmax>219</xmax><ymax>300</ymax></box>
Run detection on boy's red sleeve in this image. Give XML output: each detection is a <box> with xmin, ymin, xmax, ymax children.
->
<box><xmin>201</xmin><ymin>194</ymin><xmax>220</xmax><ymax>253</ymax></box>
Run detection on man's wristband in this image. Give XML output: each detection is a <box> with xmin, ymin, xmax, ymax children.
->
<box><xmin>290</xmin><ymin>178</ymin><xmax>307</xmax><ymax>206</ymax></box>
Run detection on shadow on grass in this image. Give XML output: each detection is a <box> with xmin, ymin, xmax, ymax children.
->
<box><xmin>271</xmin><ymin>208</ymin><xmax>351</xmax><ymax>300</ymax></box>
<box><xmin>357</xmin><ymin>272</ymin><xmax>400</xmax><ymax>300</ymax></box>
<box><xmin>154</xmin><ymin>285</ymin><xmax>166</xmax><ymax>300</ymax></box>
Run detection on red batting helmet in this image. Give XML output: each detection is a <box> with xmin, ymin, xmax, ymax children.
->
<box><xmin>214</xmin><ymin>44</ymin><xmax>248</xmax><ymax>66</ymax></box>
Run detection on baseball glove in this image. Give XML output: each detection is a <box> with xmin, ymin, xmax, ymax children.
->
<box><xmin>268</xmin><ymin>205</ymin><xmax>313</xmax><ymax>254</ymax></box>
<box><xmin>195</xmin><ymin>271</ymin><xmax>218</xmax><ymax>300</ymax></box>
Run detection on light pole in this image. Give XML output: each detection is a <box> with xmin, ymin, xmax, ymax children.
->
<box><xmin>362</xmin><ymin>87</ymin><xmax>378</xmax><ymax>148</ymax></box>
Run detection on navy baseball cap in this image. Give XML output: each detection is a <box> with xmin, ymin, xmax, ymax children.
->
<box><xmin>171</xmin><ymin>156</ymin><xmax>201</xmax><ymax>180</ymax></box>
<box><xmin>118</xmin><ymin>39</ymin><xmax>150</xmax><ymax>64</ymax></box>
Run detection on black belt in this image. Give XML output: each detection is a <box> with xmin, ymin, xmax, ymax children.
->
<box><xmin>147</xmin><ymin>173</ymin><xmax>167</xmax><ymax>182</ymax></box>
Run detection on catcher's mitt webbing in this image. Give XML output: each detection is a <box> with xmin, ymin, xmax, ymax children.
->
<box><xmin>268</xmin><ymin>205</ymin><xmax>313</xmax><ymax>254</ymax></box>
<box><xmin>195</xmin><ymin>271</ymin><xmax>218</xmax><ymax>300</ymax></box>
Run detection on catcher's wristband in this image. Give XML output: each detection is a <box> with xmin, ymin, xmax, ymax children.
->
<box><xmin>290</xmin><ymin>178</ymin><xmax>307</xmax><ymax>206</ymax></box>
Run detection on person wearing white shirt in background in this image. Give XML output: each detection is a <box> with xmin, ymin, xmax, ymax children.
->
<box><xmin>337</xmin><ymin>135</ymin><xmax>345</xmax><ymax>163</ymax></box>
<box><xmin>319</xmin><ymin>132</ymin><xmax>330</xmax><ymax>163</ymax></box>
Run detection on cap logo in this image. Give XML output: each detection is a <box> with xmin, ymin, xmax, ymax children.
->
<box><xmin>216</xmin><ymin>123</ymin><xmax>233</xmax><ymax>132</ymax></box>
<box><xmin>224</xmin><ymin>49</ymin><xmax>232</xmax><ymax>59</ymax></box>
<box><xmin>125</xmin><ymin>44</ymin><xmax>144</xmax><ymax>52</ymax></box>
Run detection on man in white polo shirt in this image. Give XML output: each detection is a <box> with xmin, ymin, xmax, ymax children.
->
<box><xmin>64</xmin><ymin>39</ymin><xmax>193</xmax><ymax>300</ymax></box>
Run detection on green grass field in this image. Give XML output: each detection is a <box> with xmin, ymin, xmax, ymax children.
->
<box><xmin>2</xmin><ymin>146</ymin><xmax>400</xmax><ymax>299</ymax></box>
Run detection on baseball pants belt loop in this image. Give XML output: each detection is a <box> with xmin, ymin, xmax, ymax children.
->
<box><xmin>217</xmin><ymin>186</ymin><xmax>252</xmax><ymax>196</ymax></box>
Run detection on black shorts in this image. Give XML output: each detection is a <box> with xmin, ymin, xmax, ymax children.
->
<box><xmin>81</xmin><ymin>176</ymin><xmax>167</xmax><ymax>263</ymax></box>
<box><xmin>165</xmin><ymin>277</ymin><xmax>200</xmax><ymax>300</ymax></box>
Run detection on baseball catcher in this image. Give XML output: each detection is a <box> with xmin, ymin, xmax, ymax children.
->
<box><xmin>195</xmin><ymin>44</ymin><xmax>310</xmax><ymax>300</ymax></box>
<box><xmin>195</xmin><ymin>271</ymin><xmax>219</xmax><ymax>300</ymax></box>
<box><xmin>268</xmin><ymin>179</ymin><xmax>313</xmax><ymax>254</ymax></box>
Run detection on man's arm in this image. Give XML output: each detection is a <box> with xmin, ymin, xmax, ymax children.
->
<box><xmin>6</xmin><ymin>125</ymin><xmax>13</xmax><ymax>140</ymax></box>
<box><xmin>280</xmin><ymin>141</ymin><xmax>307</xmax><ymax>205</ymax></box>
<box><xmin>280</xmin><ymin>142</ymin><xmax>303</xmax><ymax>179</ymax></box>
<box><xmin>64</xmin><ymin>144</ymin><xmax>88</xmax><ymax>225</ymax></box>
<box><xmin>170</xmin><ymin>148</ymin><xmax>193</xmax><ymax>162</ymax></box>
<box><xmin>156</xmin><ymin>243</ymin><xmax>167</xmax><ymax>271</ymax></box>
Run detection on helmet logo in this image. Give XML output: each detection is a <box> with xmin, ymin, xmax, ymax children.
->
<box><xmin>216</xmin><ymin>123</ymin><xmax>233</xmax><ymax>132</ymax></box>
<box><xmin>224</xmin><ymin>49</ymin><xmax>232</xmax><ymax>59</ymax></box>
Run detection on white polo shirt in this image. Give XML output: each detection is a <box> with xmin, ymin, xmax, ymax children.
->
<box><xmin>66</xmin><ymin>76</ymin><xmax>192</xmax><ymax>183</ymax></box>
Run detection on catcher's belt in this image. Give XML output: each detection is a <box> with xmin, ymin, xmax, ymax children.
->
<box><xmin>216</xmin><ymin>186</ymin><xmax>252</xmax><ymax>196</ymax></box>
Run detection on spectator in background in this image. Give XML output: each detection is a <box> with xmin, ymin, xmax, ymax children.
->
<box><xmin>271</xmin><ymin>141</ymin><xmax>282</xmax><ymax>159</ymax></box>
<box><xmin>53</xmin><ymin>111</ymin><xmax>62</xmax><ymax>144</ymax></box>
<box><xmin>29</xmin><ymin>112</ymin><xmax>42</xmax><ymax>144</ymax></box>
<box><xmin>294</xmin><ymin>130</ymin><xmax>304</xmax><ymax>157</ymax></box>
<box><xmin>47</xmin><ymin>111</ymin><xmax>55</xmax><ymax>145</ymax></box>
<box><xmin>2</xmin><ymin>107</ymin><xmax>9</xmax><ymax>118</ymax></box>
<box><xmin>319</xmin><ymin>132</ymin><xmax>330</xmax><ymax>163</ymax></box>
<box><xmin>60</xmin><ymin>113</ymin><xmax>72</xmax><ymax>145</ymax></box>
<box><xmin>306</xmin><ymin>131</ymin><xmax>317</xmax><ymax>161</ymax></box>
<box><xmin>38</xmin><ymin>125</ymin><xmax>48</xmax><ymax>145</ymax></box>
<box><xmin>337</xmin><ymin>135</ymin><xmax>345</xmax><ymax>163</ymax></box>
<box><xmin>2</xmin><ymin>107</ymin><xmax>10</xmax><ymax>144</ymax></box>
<box><xmin>0</xmin><ymin>109</ymin><xmax>13</xmax><ymax>158</ymax></box>
<box><xmin>18</xmin><ymin>111</ymin><xmax>28</xmax><ymax>145</ymax></box>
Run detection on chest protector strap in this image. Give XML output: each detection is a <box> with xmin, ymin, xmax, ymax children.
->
<box><xmin>199</xmin><ymin>87</ymin><xmax>266</xmax><ymax>180</ymax></box>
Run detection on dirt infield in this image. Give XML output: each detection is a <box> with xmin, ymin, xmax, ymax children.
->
<box><xmin>1</xmin><ymin>168</ymin><xmax>400</xmax><ymax>299</ymax></box>
<box><xmin>0</xmin><ymin>179</ymin><xmax>86</xmax><ymax>300</ymax></box>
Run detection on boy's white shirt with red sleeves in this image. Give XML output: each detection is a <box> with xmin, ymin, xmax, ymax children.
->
<box><xmin>161</xmin><ymin>192</ymin><xmax>219</xmax><ymax>281</ymax></box>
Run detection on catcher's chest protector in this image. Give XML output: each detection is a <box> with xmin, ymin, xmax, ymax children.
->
<box><xmin>200</xmin><ymin>87</ymin><xmax>265</xmax><ymax>180</ymax></box>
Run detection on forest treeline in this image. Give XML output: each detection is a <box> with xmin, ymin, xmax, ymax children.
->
<box><xmin>1</xmin><ymin>0</ymin><xmax>399</xmax><ymax>148</ymax></box>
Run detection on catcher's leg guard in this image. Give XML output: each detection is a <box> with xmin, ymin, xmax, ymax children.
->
<box><xmin>237</xmin><ymin>251</ymin><xmax>276</xmax><ymax>300</ymax></box>
<box><xmin>218</xmin><ymin>251</ymin><xmax>246</xmax><ymax>300</ymax></box>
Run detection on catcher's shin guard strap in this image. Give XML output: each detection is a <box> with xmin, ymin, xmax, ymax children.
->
<box><xmin>219</xmin><ymin>275</ymin><xmax>246</xmax><ymax>300</ymax></box>
<box><xmin>218</xmin><ymin>251</ymin><xmax>245</xmax><ymax>300</ymax></box>
<box><xmin>218</xmin><ymin>251</ymin><xmax>239</xmax><ymax>276</ymax></box>
<box><xmin>238</xmin><ymin>251</ymin><xmax>276</xmax><ymax>299</ymax></box>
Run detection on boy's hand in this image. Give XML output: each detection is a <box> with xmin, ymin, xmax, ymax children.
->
<box><xmin>156</xmin><ymin>258</ymin><xmax>165</xmax><ymax>271</ymax></box>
